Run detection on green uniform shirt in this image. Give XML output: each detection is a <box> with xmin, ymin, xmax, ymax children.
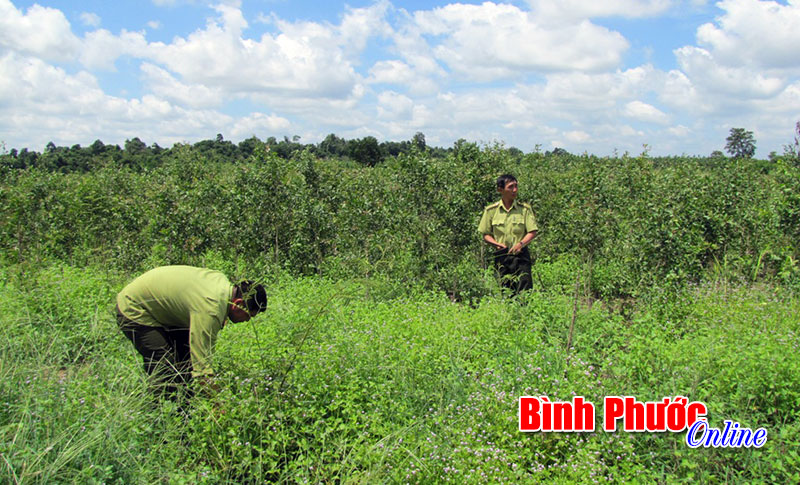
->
<box><xmin>478</xmin><ymin>200</ymin><xmax>538</xmax><ymax>248</ymax></box>
<box><xmin>116</xmin><ymin>266</ymin><xmax>233</xmax><ymax>378</ymax></box>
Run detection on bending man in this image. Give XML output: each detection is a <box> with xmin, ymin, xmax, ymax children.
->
<box><xmin>116</xmin><ymin>265</ymin><xmax>267</xmax><ymax>396</ymax></box>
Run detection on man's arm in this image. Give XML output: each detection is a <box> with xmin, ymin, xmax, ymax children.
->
<box><xmin>509</xmin><ymin>204</ymin><xmax>539</xmax><ymax>254</ymax></box>
<box><xmin>188</xmin><ymin>312</ymin><xmax>223</xmax><ymax>379</ymax></box>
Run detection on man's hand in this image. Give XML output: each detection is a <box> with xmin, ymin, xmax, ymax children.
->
<box><xmin>483</xmin><ymin>234</ymin><xmax>507</xmax><ymax>251</ymax></box>
<box><xmin>509</xmin><ymin>243</ymin><xmax>523</xmax><ymax>254</ymax></box>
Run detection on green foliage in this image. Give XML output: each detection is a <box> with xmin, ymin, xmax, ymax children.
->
<box><xmin>347</xmin><ymin>136</ymin><xmax>382</xmax><ymax>167</ymax></box>
<box><xmin>1</xmin><ymin>264</ymin><xmax>798</xmax><ymax>482</ymax></box>
<box><xmin>2</xmin><ymin>134</ymin><xmax>800</xmax><ymax>482</ymax></box>
<box><xmin>2</xmin><ymin>144</ymin><xmax>799</xmax><ymax>300</ymax></box>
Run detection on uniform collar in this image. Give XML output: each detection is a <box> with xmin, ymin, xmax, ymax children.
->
<box><xmin>499</xmin><ymin>199</ymin><xmax>518</xmax><ymax>213</ymax></box>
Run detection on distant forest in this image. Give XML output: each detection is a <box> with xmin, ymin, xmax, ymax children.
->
<box><xmin>0</xmin><ymin>132</ymin><xmax>551</xmax><ymax>172</ymax></box>
<box><xmin>4</xmin><ymin>121</ymin><xmax>800</xmax><ymax>172</ymax></box>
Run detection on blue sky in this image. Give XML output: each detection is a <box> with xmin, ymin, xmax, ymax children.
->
<box><xmin>2</xmin><ymin>0</ymin><xmax>799</xmax><ymax>157</ymax></box>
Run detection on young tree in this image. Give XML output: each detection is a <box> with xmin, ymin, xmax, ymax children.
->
<box><xmin>783</xmin><ymin>121</ymin><xmax>800</xmax><ymax>161</ymax></box>
<box><xmin>725</xmin><ymin>128</ymin><xmax>756</xmax><ymax>159</ymax></box>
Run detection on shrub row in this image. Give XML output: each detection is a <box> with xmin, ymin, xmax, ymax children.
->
<box><xmin>2</xmin><ymin>143</ymin><xmax>799</xmax><ymax>299</ymax></box>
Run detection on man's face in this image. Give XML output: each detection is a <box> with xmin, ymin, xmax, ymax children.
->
<box><xmin>498</xmin><ymin>180</ymin><xmax>518</xmax><ymax>201</ymax></box>
<box><xmin>228</xmin><ymin>299</ymin><xmax>254</xmax><ymax>323</ymax></box>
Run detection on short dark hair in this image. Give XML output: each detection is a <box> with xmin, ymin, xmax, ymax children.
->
<box><xmin>235</xmin><ymin>280</ymin><xmax>268</xmax><ymax>315</ymax></box>
<box><xmin>496</xmin><ymin>173</ymin><xmax>517</xmax><ymax>189</ymax></box>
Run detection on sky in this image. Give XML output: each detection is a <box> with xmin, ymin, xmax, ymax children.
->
<box><xmin>1</xmin><ymin>0</ymin><xmax>799</xmax><ymax>157</ymax></box>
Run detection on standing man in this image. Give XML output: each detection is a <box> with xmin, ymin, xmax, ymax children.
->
<box><xmin>116</xmin><ymin>265</ymin><xmax>267</xmax><ymax>397</ymax></box>
<box><xmin>479</xmin><ymin>174</ymin><xmax>538</xmax><ymax>295</ymax></box>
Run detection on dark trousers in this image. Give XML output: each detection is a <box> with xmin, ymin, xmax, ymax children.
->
<box><xmin>494</xmin><ymin>247</ymin><xmax>532</xmax><ymax>296</ymax></box>
<box><xmin>116</xmin><ymin>308</ymin><xmax>193</xmax><ymax>397</ymax></box>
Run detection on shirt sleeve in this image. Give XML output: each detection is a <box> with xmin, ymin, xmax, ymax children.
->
<box><xmin>189</xmin><ymin>311</ymin><xmax>223</xmax><ymax>378</ymax></box>
<box><xmin>525</xmin><ymin>207</ymin><xmax>538</xmax><ymax>233</ymax></box>
<box><xmin>478</xmin><ymin>207</ymin><xmax>493</xmax><ymax>235</ymax></box>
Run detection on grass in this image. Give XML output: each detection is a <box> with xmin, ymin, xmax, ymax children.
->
<box><xmin>1</xmin><ymin>262</ymin><xmax>798</xmax><ymax>483</ymax></box>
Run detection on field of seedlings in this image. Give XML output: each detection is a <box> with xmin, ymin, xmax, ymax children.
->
<box><xmin>1</xmin><ymin>143</ymin><xmax>799</xmax><ymax>482</ymax></box>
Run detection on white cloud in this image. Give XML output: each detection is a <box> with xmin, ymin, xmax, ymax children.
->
<box><xmin>502</xmin><ymin>119</ymin><xmax>537</xmax><ymax>131</ymax></box>
<box><xmin>0</xmin><ymin>52</ymin><xmax>161</xmax><ymax>146</ymax></box>
<box><xmin>230</xmin><ymin>112</ymin><xmax>291</xmax><ymax>139</ymax></box>
<box><xmin>80</xmin><ymin>29</ymin><xmax>150</xmax><ymax>70</ymax></box>
<box><xmin>565</xmin><ymin>130</ymin><xmax>591</xmax><ymax>142</ymax></box>
<box><xmin>80</xmin><ymin>12</ymin><xmax>101</xmax><ymax>28</ymax></box>
<box><xmin>0</xmin><ymin>51</ymin><xmax>268</xmax><ymax>150</ymax></box>
<box><xmin>391</xmin><ymin>28</ymin><xmax>443</xmax><ymax>76</ymax></box>
<box><xmin>147</xmin><ymin>20</ymin><xmax>162</xmax><ymax>30</ymax></box>
<box><xmin>376</xmin><ymin>90</ymin><xmax>413</xmax><ymax>119</ymax></box>
<box><xmin>254</xmin><ymin>12</ymin><xmax>272</xmax><ymax>25</ymax></box>
<box><xmin>757</xmin><ymin>80</ymin><xmax>800</xmax><ymax>115</ymax></box>
<box><xmin>377</xmin><ymin>15</ymin><xmax>447</xmax><ymax>94</ymax></box>
<box><xmin>529</xmin><ymin>0</ymin><xmax>675</xmax><ymax>21</ymax></box>
<box><xmin>623</xmin><ymin>100</ymin><xmax>670</xmax><ymax>124</ymax></box>
<box><xmin>368</xmin><ymin>60</ymin><xmax>414</xmax><ymax>85</ymax></box>
<box><xmin>1</xmin><ymin>0</ymin><xmax>796</xmax><ymax>158</ymax></box>
<box><xmin>0</xmin><ymin>52</ymin><xmax>105</xmax><ymax>114</ymax></box>
<box><xmin>409</xmin><ymin>104</ymin><xmax>433</xmax><ymax>128</ymax></box>
<box><xmin>366</xmin><ymin>58</ymin><xmax>442</xmax><ymax>95</ymax></box>
<box><xmin>376</xmin><ymin>64</ymin><xmax>672</xmax><ymax>154</ymax></box>
<box><xmin>658</xmin><ymin>68</ymin><xmax>706</xmax><ymax>112</ymax></box>
<box><xmin>0</xmin><ymin>0</ymin><xmax>80</xmax><ymax>61</ymax></box>
<box><xmin>338</xmin><ymin>0</ymin><xmax>392</xmax><ymax>55</ymax></box>
<box><xmin>668</xmin><ymin>124</ymin><xmax>690</xmax><ymax>136</ymax></box>
<box><xmin>411</xmin><ymin>3</ymin><xmax>628</xmax><ymax>80</ymax></box>
<box><xmin>435</xmin><ymin>89</ymin><xmax>529</xmax><ymax>125</ymax></box>
<box><xmin>658</xmin><ymin>0</ymin><xmax>800</xmax><ymax>133</ymax></box>
<box><xmin>675</xmin><ymin>46</ymin><xmax>786</xmax><ymax>98</ymax></box>
<box><xmin>617</xmin><ymin>125</ymin><xmax>645</xmax><ymax>137</ymax></box>
<box><xmin>142</xmin><ymin>3</ymin><xmax>365</xmax><ymax>99</ymax></box>
<box><xmin>39</xmin><ymin>2</ymin><xmax>390</xmax><ymax>103</ymax></box>
<box><xmin>695</xmin><ymin>0</ymin><xmax>800</xmax><ymax>69</ymax></box>
<box><xmin>140</xmin><ymin>63</ymin><xmax>224</xmax><ymax>108</ymax></box>
<box><xmin>247</xmin><ymin>81</ymin><xmax>368</xmax><ymax>132</ymax></box>
<box><xmin>530</xmin><ymin>66</ymin><xmax>658</xmax><ymax>115</ymax></box>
